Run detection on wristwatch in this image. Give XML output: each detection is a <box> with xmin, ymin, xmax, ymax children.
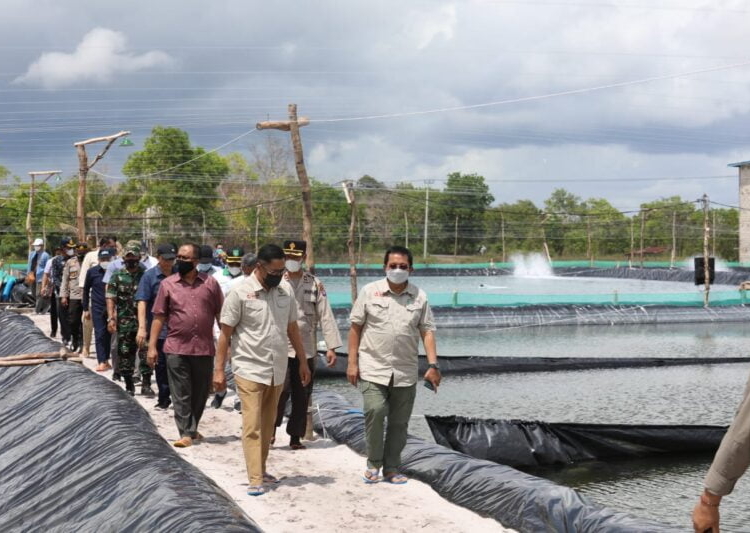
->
<box><xmin>427</xmin><ymin>363</ymin><xmax>440</xmax><ymax>371</ymax></box>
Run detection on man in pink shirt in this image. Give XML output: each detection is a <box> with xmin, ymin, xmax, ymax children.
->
<box><xmin>147</xmin><ymin>243</ymin><xmax>224</xmax><ymax>448</ymax></box>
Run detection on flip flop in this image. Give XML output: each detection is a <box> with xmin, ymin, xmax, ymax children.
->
<box><xmin>362</xmin><ymin>468</ymin><xmax>381</xmax><ymax>484</ymax></box>
<box><xmin>247</xmin><ymin>485</ymin><xmax>266</xmax><ymax>496</ymax></box>
<box><xmin>383</xmin><ymin>472</ymin><xmax>408</xmax><ymax>485</ymax></box>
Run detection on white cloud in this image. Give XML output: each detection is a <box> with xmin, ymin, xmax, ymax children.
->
<box><xmin>14</xmin><ymin>27</ymin><xmax>173</xmax><ymax>89</ymax></box>
<box><xmin>406</xmin><ymin>4</ymin><xmax>457</xmax><ymax>50</ymax></box>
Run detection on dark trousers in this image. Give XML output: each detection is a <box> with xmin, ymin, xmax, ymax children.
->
<box><xmin>67</xmin><ymin>298</ymin><xmax>83</xmax><ymax>347</ymax></box>
<box><xmin>275</xmin><ymin>357</ymin><xmax>316</xmax><ymax>438</ymax></box>
<box><xmin>166</xmin><ymin>354</ymin><xmax>213</xmax><ymax>438</ymax></box>
<box><xmin>49</xmin><ymin>294</ymin><xmax>58</xmax><ymax>336</ymax></box>
<box><xmin>56</xmin><ymin>295</ymin><xmax>70</xmax><ymax>343</ymax></box>
<box><xmin>91</xmin><ymin>307</ymin><xmax>111</xmax><ymax>364</ymax></box>
<box><xmin>155</xmin><ymin>339</ymin><xmax>170</xmax><ymax>405</ymax></box>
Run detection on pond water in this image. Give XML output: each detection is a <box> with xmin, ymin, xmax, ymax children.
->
<box><xmin>315</xmin><ymin>271</ymin><xmax>750</xmax><ymax>531</ymax></box>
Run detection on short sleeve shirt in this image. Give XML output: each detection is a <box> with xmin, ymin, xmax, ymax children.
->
<box><xmin>106</xmin><ymin>266</ymin><xmax>146</xmax><ymax>331</ymax></box>
<box><xmin>220</xmin><ymin>272</ymin><xmax>298</xmax><ymax>386</ymax></box>
<box><xmin>152</xmin><ymin>272</ymin><xmax>223</xmax><ymax>356</ymax></box>
<box><xmin>349</xmin><ymin>278</ymin><xmax>435</xmax><ymax>387</ymax></box>
<box><xmin>135</xmin><ymin>265</ymin><xmax>171</xmax><ymax>340</ymax></box>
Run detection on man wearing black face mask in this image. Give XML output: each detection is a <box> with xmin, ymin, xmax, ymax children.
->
<box><xmin>106</xmin><ymin>241</ymin><xmax>150</xmax><ymax>397</ymax></box>
<box><xmin>148</xmin><ymin>243</ymin><xmax>224</xmax><ymax>448</ymax></box>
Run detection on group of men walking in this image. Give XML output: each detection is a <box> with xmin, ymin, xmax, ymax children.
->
<box><xmin>31</xmin><ymin>236</ymin><xmax>442</xmax><ymax>498</ymax></box>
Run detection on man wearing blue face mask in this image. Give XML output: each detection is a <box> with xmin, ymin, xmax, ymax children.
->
<box><xmin>347</xmin><ymin>245</ymin><xmax>440</xmax><ymax>485</ymax></box>
<box><xmin>197</xmin><ymin>245</ymin><xmax>220</xmax><ymax>276</ymax></box>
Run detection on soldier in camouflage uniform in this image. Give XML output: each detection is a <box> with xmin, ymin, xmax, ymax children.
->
<box><xmin>106</xmin><ymin>241</ymin><xmax>152</xmax><ymax>397</ymax></box>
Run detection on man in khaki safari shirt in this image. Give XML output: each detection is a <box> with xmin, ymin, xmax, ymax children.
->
<box><xmin>214</xmin><ymin>243</ymin><xmax>310</xmax><ymax>497</ymax></box>
<box><xmin>347</xmin><ymin>245</ymin><xmax>440</xmax><ymax>485</ymax></box>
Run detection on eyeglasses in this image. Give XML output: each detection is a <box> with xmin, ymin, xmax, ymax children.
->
<box><xmin>176</xmin><ymin>255</ymin><xmax>196</xmax><ymax>261</ymax></box>
<box><xmin>261</xmin><ymin>262</ymin><xmax>286</xmax><ymax>276</ymax></box>
<box><xmin>387</xmin><ymin>263</ymin><xmax>409</xmax><ymax>270</ymax></box>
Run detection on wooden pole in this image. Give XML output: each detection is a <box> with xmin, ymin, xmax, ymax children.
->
<box><xmin>639</xmin><ymin>210</ymin><xmax>645</xmax><ymax>268</ymax></box>
<box><xmin>343</xmin><ymin>182</ymin><xmax>358</xmax><ymax>304</ymax></box>
<box><xmin>74</xmin><ymin>131</ymin><xmax>129</xmax><ymax>242</ymax></box>
<box><xmin>703</xmin><ymin>193</ymin><xmax>711</xmax><ymax>307</ymax></box>
<box><xmin>423</xmin><ymin>180</ymin><xmax>432</xmax><ymax>260</ymax></box>
<box><xmin>256</xmin><ymin>106</ymin><xmax>314</xmax><ymax>272</ymax></box>
<box><xmin>669</xmin><ymin>211</ymin><xmax>677</xmax><ymax>268</ymax></box>
<box><xmin>27</xmin><ymin>171</ymin><xmax>61</xmax><ymax>250</ymax></box>
<box><xmin>712</xmin><ymin>210</ymin><xmax>716</xmax><ymax>257</ymax></box>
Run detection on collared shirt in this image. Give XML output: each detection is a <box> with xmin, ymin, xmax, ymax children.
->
<box><xmin>135</xmin><ymin>265</ymin><xmax>172</xmax><ymax>340</ymax></box>
<box><xmin>61</xmin><ymin>257</ymin><xmax>83</xmax><ymax>300</ymax></box>
<box><xmin>705</xmin><ymin>374</ymin><xmax>750</xmax><ymax>496</ymax></box>
<box><xmin>78</xmin><ymin>248</ymin><xmax>99</xmax><ymax>288</ymax></box>
<box><xmin>152</xmin><ymin>272</ymin><xmax>223</xmax><ymax>356</ymax></box>
<box><xmin>82</xmin><ymin>265</ymin><xmax>107</xmax><ymax>313</ymax></box>
<box><xmin>213</xmin><ymin>268</ymin><xmax>239</xmax><ymax>295</ymax></box>
<box><xmin>286</xmin><ymin>272</ymin><xmax>342</xmax><ymax>359</ymax></box>
<box><xmin>349</xmin><ymin>278</ymin><xmax>435</xmax><ymax>387</ymax></box>
<box><xmin>220</xmin><ymin>271</ymin><xmax>297</xmax><ymax>386</ymax></box>
<box><xmin>106</xmin><ymin>265</ymin><xmax>146</xmax><ymax>331</ymax></box>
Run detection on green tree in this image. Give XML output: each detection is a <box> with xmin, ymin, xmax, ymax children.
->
<box><xmin>121</xmin><ymin>126</ymin><xmax>229</xmax><ymax>242</ymax></box>
<box><xmin>436</xmin><ymin>172</ymin><xmax>494</xmax><ymax>254</ymax></box>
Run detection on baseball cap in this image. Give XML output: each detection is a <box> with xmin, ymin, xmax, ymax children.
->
<box><xmin>98</xmin><ymin>248</ymin><xmax>113</xmax><ymax>260</ymax></box>
<box><xmin>124</xmin><ymin>240</ymin><xmax>141</xmax><ymax>257</ymax></box>
<box><xmin>32</xmin><ymin>238</ymin><xmax>43</xmax><ymax>246</ymax></box>
<box><xmin>156</xmin><ymin>243</ymin><xmax>176</xmax><ymax>260</ymax></box>
<box><xmin>199</xmin><ymin>245</ymin><xmax>214</xmax><ymax>264</ymax></box>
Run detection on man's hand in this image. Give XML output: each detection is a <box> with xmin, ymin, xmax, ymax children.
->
<box><xmin>346</xmin><ymin>362</ymin><xmax>359</xmax><ymax>386</ymax></box>
<box><xmin>107</xmin><ymin>319</ymin><xmax>116</xmax><ymax>334</ymax></box>
<box><xmin>83</xmin><ymin>311</ymin><xmax>90</xmax><ymax>321</ymax></box>
<box><xmin>212</xmin><ymin>367</ymin><xmax>227</xmax><ymax>392</ymax></box>
<box><xmin>325</xmin><ymin>349</ymin><xmax>337</xmax><ymax>367</ymax></box>
<box><xmin>146</xmin><ymin>346</ymin><xmax>158</xmax><ymax>369</ymax></box>
<box><xmin>61</xmin><ymin>297</ymin><xmax>68</xmax><ymax>307</ymax></box>
<box><xmin>692</xmin><ymin>492</ymin><xmax>721</xmax><ymax>533</ymax></box>
<box><xmin>136</xmin><ymin>327</ymin><xmax>147</xmax><ymax>348</ymax></box>
<box><xmin>424</xmin><ymin>367</ymin><xmax>441</xmax><ymax>392</ymax></box>
<box><xmin>299</xmin><ymin>358</ymin><xmax>312</xmax><ymax>386</ymax></box>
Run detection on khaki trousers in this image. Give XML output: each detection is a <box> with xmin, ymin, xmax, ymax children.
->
<box><xmin>236</xmin><ymin>374</ymin><xmax>283</xmax><ymax>486</ymax></box>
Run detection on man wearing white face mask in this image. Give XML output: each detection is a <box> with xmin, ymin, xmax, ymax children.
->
<box><xmin>347</xmin><ymin>245</ymin><xmax>440</xmax><ymax>484</ymax></box>
<box><xmin>213</xmin><ymin>246</ymin><xmax>245</xmax><ymax>295</ymax></box>
<box><xmin>274</xmin><ymin>240</ymin><xmax>341</xmax><ymax>449</ymax></box>
<box><xmin>27</xmin><ymin>237</ymin><xmax>50</xmax><ymax>314</ymax></box>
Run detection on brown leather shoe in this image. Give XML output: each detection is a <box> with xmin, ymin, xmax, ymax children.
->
<box><xmin>173</xmin><ymin>436</ymin><xmax>193</xmax><ymax>448</ymax></box>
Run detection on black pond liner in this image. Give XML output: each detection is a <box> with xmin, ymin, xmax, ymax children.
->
<box><xmin>314</xmin><ymin>352</ymin><xmax>750</xmax><ymax>378</ymax></box>
<box><xmin>330</xmin><ymin>304</ymin><xmax>750</xmax><ymax>329</ymax></box>
<box><xmin>0</xmin><ymin>311</ymin><xmax>260</xmax><ymax>532</ymax></box>
<box><xmin>556</xmin><ymin>266</ymin><xmax>750</xmax><ymax>285</ymax></box>
<box><xmin>311</xmin><ymin>389</ymin><xmax>681</xmax><ymax>533</ymax></box>
<box><xmin>425</xmin><ymin>416</ymin><xmax>727</xmax><ymax>468</ymax></box>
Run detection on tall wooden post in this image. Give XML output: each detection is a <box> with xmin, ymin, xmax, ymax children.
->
<box><xmin>343</xmin><ymin>181</ymin><xmax>358</xmax><ymax>304</ymax></box>
<box><xmin>256</xmin><ymin>106</ymin><xmax>314</xmax><ymax>272</ymax></box>
<box><xmin>26</xmin><ymin>170</ymin><xmax>61</xmax><ymax>249</ymax></box>
<box><xmin>74</xmin><ymin>131</ymin><xmax>130</xmax><ymax>242</ymax></box>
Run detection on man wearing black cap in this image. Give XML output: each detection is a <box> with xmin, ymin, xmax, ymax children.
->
<box><xmin>198</xmin><ymin>245</ymin><xmax>220</xmax><ymax>276</ymax></box>
<box><xmin>83</xmin><ymin>248</ymin><xmax>114</xmax><ymax>372</ymax></box>
<box><xmin>136</xmin><ymin>243</ymin><xmax>177</xmax><ymax>408</ymax></box>
<box><xmin>274</xmin><ymin>240</ymin><xmax>341</xmax><ymax>449</ymax></box>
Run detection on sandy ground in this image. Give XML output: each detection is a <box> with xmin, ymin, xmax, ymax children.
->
<box><xmin>26</xmin><ymin>312</ymin><xmax>513</xmax><ymax>533</ymax></box>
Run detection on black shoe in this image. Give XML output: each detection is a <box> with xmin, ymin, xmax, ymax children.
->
<box><xmin>155</xmin><ymin>399</ymin><xmax>171</xmax><ymax>410</ymax></box>
<box><xmin>112</xmin><ymin>372</ymin><xmax>121</xmax><ymax>382</ymax></box>
<box><xmin>140</xmin><ymin>375</ymin><xmax>154</xmax><ymax>396</ymax></box>
<box><xmin>124</xmin><ymin>376</ymin><xmax>135</xmax><ymax>396</ymax></box>
<box><xmin>50</xmin><ymin>331</ymin><xmax>57</xmax><ymax>338</ymax></box>
<box><xmin>211</xmin><ymin>391</ymin><xmax>226</xmax><ymax>409</ymax></box>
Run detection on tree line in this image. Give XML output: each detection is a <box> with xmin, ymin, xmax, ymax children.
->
<box><xmin>0</xmin><ymin>126</ymin><xmax>740</xmax><ymax>261</ymax></box>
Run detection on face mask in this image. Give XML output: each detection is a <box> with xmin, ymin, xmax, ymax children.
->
<box><xmin>228</xmin><ymin>266</ymin><xmax>242</xmax><ymax>277</ymax></box>
<box><xmin>285</xmin><ymin>259</ymin><xmax>301</xmax><ymax>273</ymax></box>
<box><xmin>99</xmin><ymin>261</ymin><xmax>110</xmax><ymax>270</ymax></box>
<box><xmin>264</xmin><ymin>272</ymin><xmax>283</xmax><ymax>288</ymax></box>
<box><xmin>124</xmin><ymin>259</ymin><xmax>139</xmax><ymax>269</ymax></box>
<box><xmin>197</xmin><ymin>263</ymin><xmax>213</xmax><ymax>272</ymax></box>
<box><xmin>386</xmin><ymin>268</ymin><xmax>409</xmax><ymax>285</ymax></box>
<box><xmin>66</xmin><ymin>248</ymin><xmax>75</xmax><ymax>257</ymax></box>
<box><xmin>176</xmin><ymin>259</ymin><xmax>195</xmax><ymax>276</ymax></box>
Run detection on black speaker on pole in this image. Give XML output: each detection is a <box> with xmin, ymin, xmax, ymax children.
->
<box><xmin>694</xmin><ymin>257</ymin><xmax>715</xmax><ymax>285</ymax></box>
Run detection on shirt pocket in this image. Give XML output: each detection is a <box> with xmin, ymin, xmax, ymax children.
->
<box><xmin>367</xmin><ymin>299</ymin><xmax>390</xmax><ymax>324</ymax></box>
<box><xmin>402</xmin><ymin>302</ymin><xmax>423</xmax><ymax>328</ymax></box>
<box><xmin>304</xmin><ymin>294</ymin><xmax>316</xmax><ymax>316</ymax></box>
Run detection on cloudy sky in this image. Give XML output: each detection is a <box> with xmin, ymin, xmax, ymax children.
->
<box><xmin>2</xmin><ymin>0</ymin><xmax>750</xmax><ymax>210</ymax></box>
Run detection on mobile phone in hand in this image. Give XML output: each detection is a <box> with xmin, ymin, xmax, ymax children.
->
<box><xmin>423</xmin><ymin>379</ymin><xmax>435</xmax><ymax>392</ymax></box>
